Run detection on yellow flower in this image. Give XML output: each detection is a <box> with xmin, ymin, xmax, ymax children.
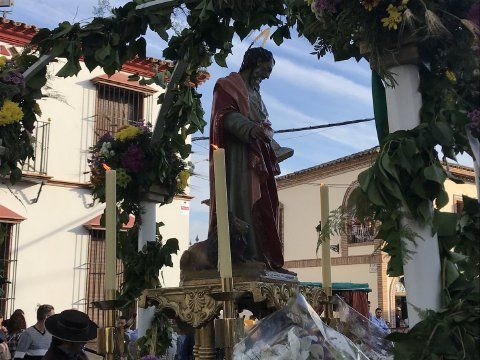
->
<box><xmin>115</xmin><ymin>125</ymin><xmax>141</xmax><ymax>141</ymax></box>
<box><xmin>445</xmin><ymin>70</ymin><xmax>457</xmax><ymax>83</ymax></box>
<box><xmin>0</xmin><ymin>100</ymin><xmax>24</xmax><ymax>126</ymax></box>
<box><xmin>382</xmin><ymin>5</ymin><xmax>402</xmax><ymax>30</ymax></box>
<box><xmin>0</xmin><ymin>56</ymin><xmax>7</xmax><ymax>68</ymax></box>
<box><xmin>178</xmin><ymin>170</ymin><xmax>190</xmax><ymax>191</ymax></box>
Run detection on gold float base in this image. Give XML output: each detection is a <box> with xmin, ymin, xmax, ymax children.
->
<box><xmin>140</xmin><ymin>275</ymin><xmax>327</xmax><ymax>360</ymax></box>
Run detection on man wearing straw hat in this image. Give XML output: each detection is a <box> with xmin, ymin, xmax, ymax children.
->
<box><xmin>42</xmin><ymin>310</ymin><xmax>98</xmax><ymax>360</ymax></box>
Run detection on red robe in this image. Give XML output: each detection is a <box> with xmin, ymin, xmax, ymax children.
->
<box><xmin>208</xmin><ymin>72</ymin><xmax>284</xmax><ymax>269</ymax></box>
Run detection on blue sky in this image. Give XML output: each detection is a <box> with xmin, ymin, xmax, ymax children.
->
<box><xmin>11</xmin><ymin>0</ymin><xmax>472</xmax><ymax>243</ymax></box>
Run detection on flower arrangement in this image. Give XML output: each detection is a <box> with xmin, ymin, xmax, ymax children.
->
<box><xmin>302</xmin><ymin>0</ymin><xmax>479</xmax><ymax>82</ymax></box>
<box><xmin>0</xmin><ymin>54</ymin><xmax>44</xmax><ymax>183</ymax></box>
<box><xmin>89</xmin><ymin>122</ymin><xmax>191</xmax><ymax>219</ymax></box>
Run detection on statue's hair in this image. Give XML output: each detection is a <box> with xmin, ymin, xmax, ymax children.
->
<box><xmin>239</xmin><ymin>47</ymin><xmax>275</xmax><ymax>73</ymax></box>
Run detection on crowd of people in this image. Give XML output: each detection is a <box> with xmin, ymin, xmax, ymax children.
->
<box><xmin>0</xmin><ymin>305</ymin><xmax>98</xmax><ymax>360</ymax></box>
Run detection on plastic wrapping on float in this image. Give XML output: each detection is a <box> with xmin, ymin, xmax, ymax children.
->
<box><xmin>233</xmin><ymin>294</ymin><xmax>369</xmax><ymax>359</ymax></box>
<box><xmin>332</xmin><ymin>295</ymin><xmax>394</xmax><ymax>360</ymax></box>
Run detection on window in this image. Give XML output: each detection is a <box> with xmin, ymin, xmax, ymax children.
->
<box><xmin>85</xmin><ymin>229</ymin><xmax>124</xmax><ymax>328</ymax></box>
<box><xmin>21</xmin><ymin>120</ymin><xmax>50</xmax><ymax>175</ymax></box>
<box><xmin>0</xmin><ymin>222</ymin><xmax>20</xmax><ymax>318</ymax></box>
<box><xmin>93</xmin><ymin>80</ymin><xmax>150</xmax><ymax>141</ymax></box>
<box><xmin>453</xmin><ymin>195</ymin><xmax>464</xmax><ymax>214</ymax></box>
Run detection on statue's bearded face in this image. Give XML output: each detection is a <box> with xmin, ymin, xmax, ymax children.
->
<box><xmin>249</xmin><ymin>59</ymin><xmax>274</xmax><ymax>89</ymax></box>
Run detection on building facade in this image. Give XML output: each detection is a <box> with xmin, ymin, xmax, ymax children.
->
<box><xmin>277</xmin><ymin>148</ymin><xmax>477</xmax><ymax>325</ymax></box>
<box><xmin>0</xmin><ymin>18</ymin><xmax>192</xmax><ymax>325</ymax></box>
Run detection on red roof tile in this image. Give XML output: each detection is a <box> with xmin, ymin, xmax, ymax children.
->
<box><xmin>84</xmin><ymin>214</ymin><xmax>135</xmax><ymax>230</ymax></box>
<box><xmin>91</xmin><ymin>72</ymin><xmax>157</xmax><ymax>94</ymax></box>
<box><xmin>0</xmin><ymin>204</ymin><xmax>25</xmax><ymax>223</ymax></box>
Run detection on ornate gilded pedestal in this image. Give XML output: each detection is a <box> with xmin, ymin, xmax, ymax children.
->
<box><xmin>139</xmin><ymin>267</ymin><xmax>327</xmax><ymax>360</ymax></box>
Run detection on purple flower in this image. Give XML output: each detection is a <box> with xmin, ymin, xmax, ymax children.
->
<box><xmin>313</xmin><ymin>0</ymin><xmax>338</xmax><ymax>14</ymax></box>
<box><xmin>468</xmin><ymin>109</ymin><xmax>480</xmax><ymax>137</ymax></box>
<box><xmin>122</xmin><ymin>144</ymin><xmax>146</xmax><ymax>173</ymax></box>
<box><xmin>99</xmin><ymin>132</ymin><xmax>114</xmax><ymax>143</ymax></box>
<box><xmin>468</xmin><ymin>1</ymin><xmax>480</xmax><ymax>28</ymax></box>
<box><xmin>130</xmin><ymin>120</ymin><xmax>152</xmax><ymax>133</ymax></box>
<box><xmin>2</xmin><ymin>71</ymin><xmax>25</xmax><ymax>87</ymax></box>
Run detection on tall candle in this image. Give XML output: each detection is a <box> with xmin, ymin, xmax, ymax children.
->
<box><xmin>105</xmin><ymin>168</ymin><xmax>117</xmax><ymax>292</ymax></box>
<box><xmin>320</xmin><ymin>184</ymin><xmax>332</xmax><ymax>296</ymax></box>
<box><xmin>212</xmin><ymin>146</ymin><xmax>233</xmax><ymax>278</ymax></box>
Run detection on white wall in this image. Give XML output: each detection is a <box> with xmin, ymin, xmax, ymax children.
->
<box><xmin>0</xmin><ymin>183</ymin><xmax>102</xmax><ymax>325</ymax></box>
<box><xmin>0</xmin><ymin>45</ymin><xmax>189</xmax><ymax>323</ymax></box>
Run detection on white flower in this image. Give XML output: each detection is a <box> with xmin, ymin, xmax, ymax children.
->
<box><xmin>100</xmin><ymin>142</ymin><xmax>112</xmax><ymax>157</ymax></box>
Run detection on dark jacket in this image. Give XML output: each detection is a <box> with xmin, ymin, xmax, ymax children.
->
<box><xmin>42</xmin><ymin>345</ymin><xmax>88</xmax><ymax>360</ymax></box>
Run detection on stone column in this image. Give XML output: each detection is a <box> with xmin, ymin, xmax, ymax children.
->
<box><xmin>384</xmin><ymin>63</ymin><xmax>442</xmax><ymax>326</ymax></box>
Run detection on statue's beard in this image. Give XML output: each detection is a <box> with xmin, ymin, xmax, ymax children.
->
<box><xmin>249</xmin><ymin>70</ymin><xmax>263</xmax><ymax>89</ymax></box>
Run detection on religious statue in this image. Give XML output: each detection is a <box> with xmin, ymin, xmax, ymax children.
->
<box><xmin>181</xmin><ymin>47</ymin><xmax>294</xmax><ymax>276</ymax></box>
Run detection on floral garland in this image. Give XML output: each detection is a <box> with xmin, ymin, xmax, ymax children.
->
<box><xmin>89</xmin><ymin>122</ymin><xmax>191</xmax><ymax>219</ymax></box>
<box><xmin>12</xmin><ymin>0</ymin><xmax>477</xmax><ymax>357</ymax></box>
<box><xmin>0</xmin><ymin>54</ymin><xmax>45</xmax><ymax>183</ymax></box>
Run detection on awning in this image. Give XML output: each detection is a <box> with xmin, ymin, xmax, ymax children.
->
<box><xmin>84</xmin><ymin>214</ymin><xmax>135</xmax><ymax>230</ymax></box>
<box><xmin>0</xmin><ymin>204</ymin><xmax>26</xmax><ymax>223</ymax></box>
<box><xmin>91</xmin><ymin>72</ymin><xmax>156</xmax><ymax>94</ymax></box>
<box><xmin>301</xmin><ymin>282</ymin><xmax>372</xmax><ymax>293</ymax></box>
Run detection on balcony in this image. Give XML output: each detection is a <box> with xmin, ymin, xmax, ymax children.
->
<box><xmin>21</xmin><ymin>120</ymin><xmax>50</xmax><ymax>175</ymax></box>
<box><xmin>347</xmin><ymin>218</ymin><xmax>375</xmax><ymax>244</ymax></box>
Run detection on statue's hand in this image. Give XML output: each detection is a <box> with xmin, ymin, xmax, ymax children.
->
<box><xmin>250</xmin><ymin>124</ymin><xmax>270</xmax><ymax>141</ymax></box>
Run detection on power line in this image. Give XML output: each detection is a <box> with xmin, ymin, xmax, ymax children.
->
<box><xmin>191</xmin><ymin>117</ymin><xmax>374</xmax><ymax>141</ymax></box>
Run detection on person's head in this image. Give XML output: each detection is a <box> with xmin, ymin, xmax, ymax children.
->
<box><xmin>386</xmin><ymin>321</ymin><xmax>391</xmax><ymax>327</ymax></box>
<box><xmin>399</xmin><ymin>319</ymin><xmax>406</xmax><ymax>328</ymax></box>
<box><xmin>116</xmin><ymin>316</ymin><xmax>127</xmax><ymax>328</ymax></box>
<box><xmin>239</xmin><ymin>47</ymin><xmax>275</xmax><ymax>89</ymax></box>
<box><xmin>6</xmin><ymin>311</ymin><xmax>26</xmax><ymax>334</ymax></box>
<box><xmin>37</xmin><ymin>304</ymin><xmax>54</xmax><ymax>323</ymax></box>
<box><xmin>396</xmin><ymin>306</ymin><xmax>401</xmax><ymax>314</ymax></box>
<box><xmin>13</xmin><ymin>309</ymin><xmax>24</xmax><ymax>316</ymax></box>
<box><xmin>375</xmin><ymin>308</ymin><xmax>382</xmax><ymax>318</ymax></box>
<box><xmin>45</xmin><ymin>309</ymin><xmax>97</xmax><ymax>353</ymax></box>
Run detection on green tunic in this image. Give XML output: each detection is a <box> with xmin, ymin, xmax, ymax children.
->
<box><xmin>223</xmin><ymin>87</ymin><xmax>270</xmax><ymax>261</ymax></box>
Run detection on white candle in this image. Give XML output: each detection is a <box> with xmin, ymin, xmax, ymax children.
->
<box><xmin>212</xmin><ymin>146</ymin><xmax>233</xmax><ymax>278</ymax></box>
<box><xmin>320</xmin><ymin>184</ymin><xmax>332</xmax><ymax>296</ymax></box>
<box><xmin>105</xmin><ymin>168</ymin><xmax>117</xmax><ymax>292</ymax></box>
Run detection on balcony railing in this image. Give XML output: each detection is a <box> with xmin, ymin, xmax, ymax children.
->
<box><xmin>21</xmin><ymin>120</ymin><xmax>50</xmax><ymax>175</ymax></box>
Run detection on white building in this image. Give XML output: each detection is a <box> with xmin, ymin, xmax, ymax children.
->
<box><xmin>0</xmin><ymin>18</ymin><xmax>192</xmax><ymax>326</ymax></box>
<box><xmin>277</xmin><ymin>147</ymin><xmax>477</xmax><ymax>326</ymax></box>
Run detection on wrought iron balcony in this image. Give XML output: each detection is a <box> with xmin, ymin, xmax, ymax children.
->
<box><xmin>21</xmin><ymin>120</ymin><xmax>50</xmax><ymax>175</ymax></box>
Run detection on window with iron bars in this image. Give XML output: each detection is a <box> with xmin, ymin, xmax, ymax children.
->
<box><xmin>85</xmin><ymin>229</ymin><xmax>125</xmax><ymax>328</ymax></box>
<box><xmin>94</xmin><ymin>82</ymin><xmax>153</xmax><ymax>141</ymax></box>
<box><xmin>0</xmin><ymin>222</ymin><xmax>20</xmax><ymax>318</ymax></box>
<box><xmin>21</xmin><ymin>120</ymin><xmax>50</xmax><ymax>175</ymax></box>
